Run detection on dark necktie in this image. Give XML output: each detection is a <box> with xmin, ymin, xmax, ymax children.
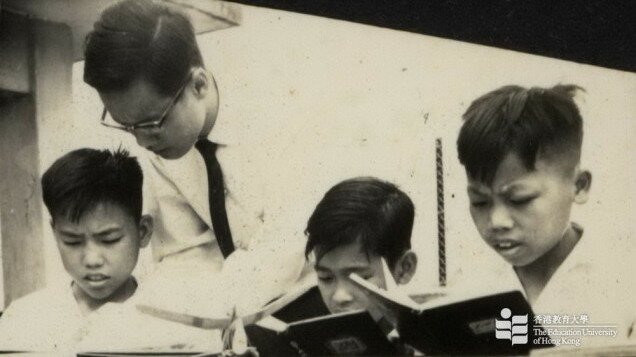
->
<box><xmin>195</xmin><ymin>139</ymin><xmax>235</xmax><ymax>258</ymax></box>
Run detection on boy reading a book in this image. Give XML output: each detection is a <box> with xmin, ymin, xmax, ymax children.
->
<box><xmin>305</xmin><ymin>177</ymin><xmax>418</xmax><ymax>314</ymax></box>
<box><xmin>456</xmin><ymin>84</ymin><xmax>634</xmax><ymax>343</ymax></box>
<box><xmin>0</xmin><ymin>148</ymin><xmax>220</xmax><ymax>352</ymax></box>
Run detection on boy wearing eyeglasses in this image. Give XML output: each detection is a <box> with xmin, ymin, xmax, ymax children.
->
<box><xmin>83</xmin><ymin>0</ymin><xmax>305</xmax><ymax>313</ymax></box>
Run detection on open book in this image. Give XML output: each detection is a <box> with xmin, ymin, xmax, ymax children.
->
<box><xmin>241</xmin><ymin>283</ymin><xmax>399</xmax><ymax>356</ymax></box>
<box><xmin>349</xmin><ymin>273</ymin><xmax>553</xmax><ymax>355</ymax></box>
<box><xmin>138</xmin><ymin>279</ymin><xmax>399</xmax><ymax>356</ymax></box>
<box><xmin>246</xmin><ymin>309</ymin><xmax>399</xmax><ymax>356</ymax></box>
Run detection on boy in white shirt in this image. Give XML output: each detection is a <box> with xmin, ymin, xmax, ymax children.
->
<box><xmin>0</xmin><ymin>148</ymin><xmax>220</xmax><ymax>353</ymax></box>
<box><xmin>456</xmin><ymin>85</ymin><xmax>634</xmax><ymax>347</ymax></box>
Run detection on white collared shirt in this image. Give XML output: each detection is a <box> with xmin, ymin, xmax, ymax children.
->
<box><xmin>455</xmin><ymin>223</ymin><xmax>634</xmax><ymax>347</ymax></box>
<box><xmin>138</xmin><ymin>112</ymin><xmax>306</xmax><ymax>313</ymax></box>
<box><xmin>0</xmin><ymin>279</ymin><xmax>222</xmax><ymax>353</ymax></box>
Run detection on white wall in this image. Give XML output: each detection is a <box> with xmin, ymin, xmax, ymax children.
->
<box><xmin>39</xmin><ymin>4</ymin><xmax>636</xmax><ymax>290</ymax></box>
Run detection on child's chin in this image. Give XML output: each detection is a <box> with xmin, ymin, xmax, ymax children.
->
<box><xmin>80</xmin><ymin>285</ymin><xmax>116</xmax><ymax>300</ymax></box>
<box><xmin>503</xmin><ymin>255</ymin><xmax>535</xmax><ymax>267</ymax></box>
<box><xmin>492</xmin><ymin>246</ymin><xmax>533</xmax><ymax>266</ymax></box>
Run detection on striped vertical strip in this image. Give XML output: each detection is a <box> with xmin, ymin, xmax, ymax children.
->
<box><xmin>436</xmin><ymin>138</ymin><xmax>446</xmax><ymax>287</ymax></box>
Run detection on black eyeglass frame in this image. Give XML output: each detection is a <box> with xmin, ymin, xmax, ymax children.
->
<box><xmin>100</xmin><ymin>73</ymin><xmax>192</xmax><ymax>133</ymax></box>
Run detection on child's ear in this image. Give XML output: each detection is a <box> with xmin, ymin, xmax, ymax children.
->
<box><xmin>138</xmin><ymin>215</ymin><xmax>153</xmax><ymax>248</ymax></box>
<box><xmin>573</xmin><ymin>170</ymin><xmax>592</xmax><ymax>204</ymax></box>
<box><xmin>392</xmin><ymin>250</ymin><xmax>418</xmax><ymax>285</ymax></box>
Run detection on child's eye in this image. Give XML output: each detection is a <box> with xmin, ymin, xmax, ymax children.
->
<box><xmin>62</xmin><ymin>240</ymin><xmax>82</xmax><ymax>247</ymax></box>
<box><xmin>317</xmin><ymin>275</ymin><xmax>334</xmax><ymax>283</ymax></box>
<box><xmin>102</xmin><ymin>237</ymin><xmax>123</xmax><ymax>245</ymax></box>
<box><xmin>510</xmin><ymin>196</ymin><xmax>536</xmax><ymax>205</ymax></box>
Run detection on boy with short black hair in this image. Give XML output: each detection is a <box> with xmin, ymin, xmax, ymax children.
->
<box><xmin>305</xmin><ymin>177</ymin><xmax>418</xmax><ymax>314</ymax></box>
<box><xmin>0</xmin><ymin>148</ymin><xmax>219</xmax><ymax>352</ymax></box>
<box><xmin>43</xmin><ymin>148</ymin><xmax>151</xmax><ymax>315</ymax></box>
<box><xmin>0</xmin><ymin>148</ymin><xmax>151</xmax><ymax>350</ymax></box>
<box><xmin>457</xmin><ymin>84</ymin><xmax>634</xmax><ymax>344</ymax></box>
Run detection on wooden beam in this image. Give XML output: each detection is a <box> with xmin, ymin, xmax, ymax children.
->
<box><xmin>0</xmin><ymin>14</ymin><xmax>73</xmax><ymax>307</ymax></box>
<box><xmin>0</xmin><ymin>11</ymin><xmax>30</xmax><ymax>93</ymax></box>
<box><xmin>4</xmin><ymin>0</ymin><xmax>243</xmax><ymax>61</ymax></box>
<box><xmin>0</xmin><ymin>92</ymin><xmax>45</xmax><ymax>306</ymax></box>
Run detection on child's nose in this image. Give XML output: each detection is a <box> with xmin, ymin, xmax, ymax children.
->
<box><xmin>332</xmin><ymin>282</ymin><xmax>355</xmax><ymax>306</ymax></box>
<box><xmin>83</xmin><ymin>242</ymin><xmax>105</xmax><ymax>268</ymax></box>
<box><xmin>489</xmin><ymin>205</ymin><xmax>514</xmax><ymax>231</ymax></box>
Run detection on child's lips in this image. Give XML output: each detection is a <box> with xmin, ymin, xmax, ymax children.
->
<box><xmin>493</xmin><ymin>240</ymin><xmax>520</xmax><ymax>249</ymax></box>
<box><xmin>491</xmin><ymin>239</ymin><xmax>523</xmax><ymax>256</ymax></box>
<box><xmin>84</xmin><ymin>274</ymin><xmax>110</xmax><ymax>283</ymax></box>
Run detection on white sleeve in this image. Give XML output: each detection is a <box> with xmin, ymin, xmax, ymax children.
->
<box><xmin>0</xmin><ymin>291</ymin><xmax>62</xmax><ymax>351</ymax></box>
<box><xmin>221</xmin><ymin>218</ymin><xmax>307</xmax><ymax>314</ymax></box>
<box><xmin>79</xmin><ymin>302</ymin><xmax>223</xmax><ymax>352</ymax></box>
<box><xmin>0</xmin><ymin>299</ymin><xmax>28</xmax><ymax>350</ymax></box>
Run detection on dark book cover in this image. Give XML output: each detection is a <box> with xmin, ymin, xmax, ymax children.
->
<box><xmin>245</xmin><ymin>286</ymin><xmax>398</xmax><ymax>356</ymax></box>
<box><xmin>398</xmin><ymin>290</ymin><xmax>548</xmax><ymax>355</ymax></box>
<box><xmin>286</xmin><ymin>310</ymin><xmax>399</xmax><ymax>356</ymax></box>
<box><xmin>349</xmin><ymin>274</ymin><xmax>553</xmax><ymax>355</ymax></box>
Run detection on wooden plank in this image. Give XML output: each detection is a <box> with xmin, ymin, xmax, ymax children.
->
<box><xmin>0</xmin><ymin>17</ymin><xmax>72</xmax><ymax>307</ymax></box>
<box><xmin>0</xmin><ymin>93</ymin><xmax>45</xmax><ymax>306</ymax></box>
<box><xmin>0</xmin><ymin>11</ymin><xmax>30</xmax><ymax>93</ymax></box>
<box><xmin>4</xmin><ymin>0</ymin><xmax>242</xmax><ymax>61</ymax></box>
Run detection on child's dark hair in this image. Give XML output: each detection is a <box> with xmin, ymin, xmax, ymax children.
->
<box><xmin>305</xmin><ymin>177</ymin><xmax>415</xmax><ymax>269</ymax></box>
<box><xmin>84</xmin><ymin>0</ymin><xmax>203</xmax><ymax>96</ymax></box>
<box><xmin>42</xmin><ymin>148</ymin><xmax>143</xmax><ymax>224</ymax></box>
<box><xmin>457</xmin><ymin>84</ymin><xmax>584</xmax><ymax>184</ymax></box>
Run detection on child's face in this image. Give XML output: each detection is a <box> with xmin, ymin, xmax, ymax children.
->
<box><xmin>466</xmin><ymin>152</ymin><xmax>580</xmax><ymax>267</ymax></box>
<box><xmin>314</xmin><ymin>240</ymin><xmax>387</xmax><ymax>314</ymax></box>
<box><xmin>52</xmin><ymin>202</ymin><xmax>151</xmax><ymax>302</ymax></box>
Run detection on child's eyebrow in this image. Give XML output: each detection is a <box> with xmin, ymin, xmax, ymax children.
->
<box><xmin>93</xmin><ymin>227</ymin><xmax>122</xmax><ymax>237</ymax></box>
<box><xmin>344</xmin><ymin>266</ymin><xmax>373</xmax><ymax>274</ymax></box>
<box><xmin>314</xmin><ymin>263</ymin><xmax>371</xmax><ymax>272</ymax></box>
<box><xmin>58</xmin><ymin>229</ymin><xmax>83</xmax><ymax>238</ymax></box>
<box><xmin>498</xmin><ymin>183</ymin><xmax>533</xmax><ymax>195</ymax></box>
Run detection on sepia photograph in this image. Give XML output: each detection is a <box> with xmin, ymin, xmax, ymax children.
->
<box><xmin>0</xmin><ymin>0</ymin><xmax>634</xmax><ymax>355</ymax></box>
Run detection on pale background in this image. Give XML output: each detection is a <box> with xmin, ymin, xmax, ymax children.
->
<box><xmin>10</xmin><ymin>3</ymin><xmax>634</xmax><ymax>305</ymax></box>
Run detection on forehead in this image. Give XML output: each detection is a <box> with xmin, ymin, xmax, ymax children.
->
<box><xmin>99</xmin><ymin>78</ymin><xmax>169</xmax><ymax>125</ymax></box>
<box><xmin>54</xmin><ymin>202</ymin><xmax>134</xmax><ymax>230</ymax></box>
<box><xmin>468</xmin><ymin>152</ymin><xmax>565</xmax><ymax>193</ymax></box>
<box><xmin>315</xmin><ymin>240</ymin><xmax>379</xmax><ymax>270</ymax></box>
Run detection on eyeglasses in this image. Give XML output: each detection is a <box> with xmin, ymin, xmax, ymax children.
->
<box><xmin>100</xmin><ymin>74</ymin><xmax>191</xmax><ymax>134</ymax></box>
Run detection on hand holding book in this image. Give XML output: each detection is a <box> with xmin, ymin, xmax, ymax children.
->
<box><xmin>347</xmin><ymin>271</ymin><xmax>549</xmax><ymax>355</ymax></box>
